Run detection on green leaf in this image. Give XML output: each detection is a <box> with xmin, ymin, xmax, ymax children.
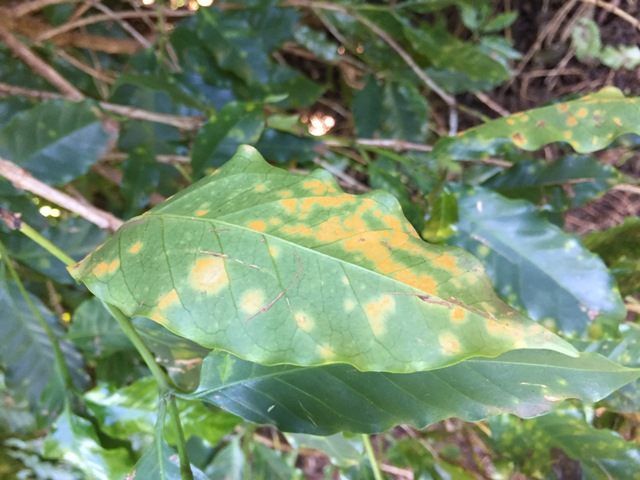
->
<box><xmin>450</xmin><ymin>186</ymin><xmax>625</xmax><ymax>336</ymax></box>
<box><xmin>67</xmin><ymin>298</ymin><xmax>133</xmax><ymax>358</ymax></box>
<box><xmin>433</xmin><ymin>87</ymin><xmax>640</xmax><ymax>159</ymax></box>
<box><xmin>70</xmin><ymin>146</ymin><xmax>576</xmax><ymax>374</ymax></box>
<box><xmin>571</xmin><ymin>17</ymin><xmax>602</xmax><ymax>63</ymax></box>
<box><xmin>482</xmin><ymin>154</ymin><xmax>620</xmax><ymax>211</ymax></box>
<box><xmin>489</xmin><ymin>410</ymin><xmax>640</xmax><ymax>479</ymax></box>
<box><xmin>85</xmin><ymin>377</ymin><xmax>239</xmax><ymax>447</ymax></box>
<box><xmin>0</xmin><ymin>100</ymin><xmax>115</xmax><ymax>185</ymax></box>
<box><xmin>584</xmin><ymin>217</ymin><xmax>640</xmax><ymax>296</ymax></box>
<box><xmin>285</xmin><ymin>433</ymin><xmax>362</xmax><ymax>468</ymax></box>
<box><xmin>191</xmin><ymin>103</ymin><xmax>264</xmax><ymax>174</ymax></box>
<box><xmin>422</xmin><ymin>188</ymin><xmax>459</xmax><ymax>243</ymax></box>
<box><xmin>577</xmin><ymin>324</ymin><xmax>640</xmax><ymax>412</ymax></box>
<box><xmin>205</xmin><ymin>437</ymin><xmax>245</xmax><ymax>478</ymax></box>
<box><xmin>43</xmin><ymin>408</ymin><xmax>132</xmax><ymax>480</ymax></box>
<box><xmin>185</xmin><ymin>349</ymin><xmax>639</xmax><ymax>435</ymax></box>
<box><xmin>131</xmin><ymin>439</ymin><xmax>208</xmax><ymax>480</ymax></box>
<box><xmin>0</xmin><ymin>278</ymin><xmax>88</xmax><ymax>420</ymax></box>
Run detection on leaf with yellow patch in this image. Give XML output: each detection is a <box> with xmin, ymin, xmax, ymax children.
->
<box><xmin>433</xmin><ymin>87</ymin><xmax>640</xmax><ymax>160</ymax></box>
<box><xmin>69</xmin><ymin>146</ymin><xmax>576</xmax><ymax>373</ymax></box>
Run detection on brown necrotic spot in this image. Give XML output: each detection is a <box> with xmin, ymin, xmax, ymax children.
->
<box><xmin>189</xmin><ymin>257</ymin><xmax>228</xmax><ymax>294</ymax></box>
<box><xmin>511</xmin><ymin>132</ymin><xmax>526</xmax><ymax>147</ymax></box>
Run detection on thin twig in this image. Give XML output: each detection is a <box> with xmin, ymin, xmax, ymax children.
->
<box><xmin>36</xmin><ymin>8</ymin><xmax>193</xmax><ymax>42</ymax></box>
<box><xmin>14</xmin><ymin>0</ymin><xmax>81</xmax><ymax>17</ymax></box>
<box><xmin>613</xmin><ymin>184</ymin><xmax>640</xmax><ymax>196</ymax></box>
<box><xmin>0</xmin><ymin>157</ymin><xmax>123</xmax><ymax>231</ymax></box>
<box><xmin>580</xmin><ymin>0</ymin><xmax>640</xmax><ymax>31</ymax></box>
<box><xmin>90</xmin><ymin>1</ymin><xmax>152</xmax><ymax>49</ymax></box>
<box><xmin>0</xmin><ymin>24</ymin><xmax>83</xmax><ymax>100</ymax></box>
<box><xmin>0</xmin><ymin>82</ymin><xmax>203</xmax><ymax>130</ymax></box>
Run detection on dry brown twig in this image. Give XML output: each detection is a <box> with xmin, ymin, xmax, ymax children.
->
<box><xmin>580</xmin><ymin>0</ymin><xmax>640</xmax><ymax>31</ymax></box>
<box><xmin>0</xmin><ymin>157</ymin><xmax>123</xmax><ymax>231</ymax></box>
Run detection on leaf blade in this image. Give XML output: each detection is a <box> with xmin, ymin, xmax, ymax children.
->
<box><xmin>70</xmin><ymin>146</ymin><xmax>576</xmax><ymax>373</ymax></box>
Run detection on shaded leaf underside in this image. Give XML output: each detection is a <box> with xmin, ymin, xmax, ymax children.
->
<box><xmin>186</xmin><ymin>350</ymin><xmax>639</xmax><ymax>435</ymax></box>
<box><xmin>70</xmin><ymin>146</ymin><xmax>575</xmax><ymax>373</ymax></box>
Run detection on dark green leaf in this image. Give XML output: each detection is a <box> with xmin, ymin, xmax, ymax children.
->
<box><xmin>191</xmin><ymin>103</ymin><xmax>264</xmax><ymax>174</ymax></box>
<box><xmin>186</xmin><ymin>349</ymin><xmax>639</xmax><ymax>435</ymax></box>
<box><xmin>450</xmin><ymin>186</ymin><xmax>625</xmax><ymax>336</ymax></box>
<box><xmin>70</xmin><ymin>146</ymin><xmax>576</xmax><ymax>374</ymax></box>
<box><xmin>584</xmin><ymin>217</ymin><xmax>640</xmax><ymax>296</ymax></box>
<box><xmin>0</xmin><ymin>100</ymin><xmax>115</xmax><ymax>185</ymax></box>
<box><xmin>482</xmin><ymin>154</ymin><xmax>620</xmax><ymax>211</ymax></box>
<box><xmin>0</xmin><ymin>278</ymin><xmax>88</xmax><ymax>420</ymax></box>
<box><xmin>490</xmin><ymin>410</ymin><xmax>640</xmax><ymax>479</ymax></box>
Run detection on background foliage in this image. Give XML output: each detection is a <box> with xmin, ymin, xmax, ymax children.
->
<box><xmin>0</xmin><ymin>0</ymin><xmax>639</xmax><ymax>478</ymax></box>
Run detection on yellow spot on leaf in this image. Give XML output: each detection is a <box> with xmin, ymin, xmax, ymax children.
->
<box><xmin>557</xmin><ymin>103</ymin><xmax>569</xmax><ymax>112</ymax></box>
<box><xmin>506</xmin><ymin>118</ymin><xmax>515</xmax><ymax>125</ymax></box>
<box><xmin>129</xmin><ymin>242</ymin><xmax>143</xmax><ymax>254</ymax></box>
<box><xmin>294</xmin><ymin>311</ymin><xmax>314</xmax><ymax>332</ymax></box>
<box><xmin>576</xmin><ymin>108</ymin><xmax>588</xmax><ymax>118</ymax></box>
<box><xmin>344</xmin><ymin>298</ymin><xmax>356</xmax><ymax>313</ymax></box>
<box><xmin>189</xmin><ymin>257</ymin><xmax>228</xmax><ymax>294</ymax></box>
<box><xmin>278</xmin><ymin>190</ymin><xmax>294</xmax><ymax>198</ymax></box>
<box><xmin>303</xmin><ymin>180</ymin><xmax>328</xmax><ymax>195</ymax></box>
<box><xmin>247</xmin><ymin>220</ymin><xmax>267</xmax><ymax>232</ymax></box>
<box><xmin>240</xmin><ymin>289</ymin><xmax>266</xmax><ymax>314</ymax></box>
<box><xmin>519</xmin><ymin>115</ymin><xmax>529</xmax><ymax>122</ymax></box>
<box><xmin>280</xmin><ymin>198</ymin><xmax>297</xmax><ymax>212</ymax></box>
<box><xmin>93</xmin><ymin>259</ymin><xmax>120</xmax><ymax>278</ymax></box>
<box><xmin>317</xmin><ymin>345</ymin><xmax>335</xmax><ymax>360</ymax></box>
<box><xmin>564</xmin><ymin>131</ymin><xmax>572</xmax><ymax>140</ymax></box>
<box><xmin>268</xmin><ymin>245</ymin><xmax>281</xmax><ymax>258</ymax></box>
<box><xmin>195</xmin><ymin>210</ymin><xmax>209</xmax><ymax>217</ymax></box>
<box><xmin>438</xmin><ymin>333</ymin><xmax>461</xmax><ymax>354</ymax></box>
<box><xmin>451</xmin><ymin>306</ymin><xmax>466</xmax><ymax>323</ymax></box>
<box><xmin>566</xmin><ymin>116</ymin><xmax>577</xmax><ymax>127</ymax></box>
<box><xmin>433</xmin><ymin>255</ymin><xmax>459</xmax><ymax>273</ymax></box>
<box><xmin>613</xmin><ymin>117</ymin><xmax>622</xmax><ymax>126</ymax></box>
<box><xmin>255</xmin><ymin>184</ymin><xmax>266</xmax><ymax>192</ymax></box>
<box><xmin>363</xmin><ymin>294</ymin><xmax>395</xmax><ymax>337</ymax></box>
<box><xmin>512</xmin><ymin>132</ymin><xmax>526</xmax><ymax>147</ymax></box>
<box><xmin>158</xmin><ymin>289</ymin><xmax>180</xmax><ymax>310</ymax></box>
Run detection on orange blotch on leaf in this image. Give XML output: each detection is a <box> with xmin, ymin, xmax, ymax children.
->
<box><xmin>195</xmin><ymin>210</ymin><xmax>209</xmax><ymax>217</ymax></box>
<box><xmin>247</xmin><ymin>220</ymin><xmax>267</xmax><ymax>232</ymax></box>
<box><xmin>451</xmin><ymin>306</ymin><xmax>466</xmax><ymax>323</ymax></box>
<box><xmin>278</xmin><ymin>190</ymin><xmax>293</xmax><ymax>198</ymax></box>
<box><xmin>566</xmin><ymin>116</ymin><xmax>578</xmax><ymax>127</ymax></box>
<box><xmin>255</xmin><ymin>184</ymin><xmax>266</xmax><ymax>193</ymax></box>
<box><xmin>519</xmin><ymin>115</ymin><xmax>529</xmax><ymax>122</ymax></box>
<box><xmin>564</xmin><ymin>131</ymin><xmax>573</xmax><ymax>140</ymax></box>
<box><xmin>511</xmin><ymin>132</ymin><xmax>527</xmax><ymax>147</ymax></box>
<box><xmin>92</xmin><ymin>262</ymin><xmax>108</xmax><ymax>277</ymax></box>
<box><xmin>433</xmin><ymin>255</ymin><xmax>459</xmax><ymax>273</ymax></box>
<box><xmin>189</xmin><ymin>257</ymin><xmax>228</xmax><ymax>294</ymax></box>
<box><xmin>576</xmin><ymin>108</ymin><xmax>588</xmax><ymax>118</ymax></box>
<box><xmin>129</xmin><ymin>242</ymin><xmax>143</xmax><ymax>254</ymax></box>
<box><xmin>158</xmin><ymin>289</ymin><xmax>180</xmax><ymax>310</ymax></box>
<box><xmin>303</xmin><ymin>179</ymin><xmax>332</xmax><ymax>195</ymax></box>
<box><xmin>363</xmin><ymin>294</ymin><xmax>395</xmax><ymax>337</ymax></box>
<box><xmin>280</xmin><ymin>198</ymin><xmax>297</xmax><ymax>212</ymax></box>
<box><xmin>506</xmin><ymin>118</ymin><xmax>515</xmax><ymax>125</ymax></box>
<box><xmin>613</xmin><ymin>117</ymin><xmax>622</xmax><ymax>126</ymax></box>
<box><xmin>557</xmin><ymin>103</ymin><xmax>569</xmax><ymax>112</ymax></box>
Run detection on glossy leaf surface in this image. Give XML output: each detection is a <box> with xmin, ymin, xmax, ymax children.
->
<box><xmin>0</xmin><ymin>278</ymin><xmax>88</xmax><ymax>419</ymax></box>
<box><xmin>185</xmin><ymin>349</ymin><xmax>639</xmax><ymax>435</ymax></box>
<box><xmin>433</xmin><ymin>87</ymin><xmax>640</xmax><ymax>160</ymax></box>
<box><xmin>0</xmin><ymin>100</ymin><xmax>115</xmax><ymax>185</ymax></box>
<box><xmin>130</xmin><ymin>440</ymin><xmax>208</xmax><ymax>480</ymax></box>
<box><xmin>450</xmin><ymin>186</ymin><xmax>625</xmax><ymax>336</ymax></box>
<box><xmin>70</xmin><ymin>146</ymin><xmax>575</xmax><ymax>373</ymax></box>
